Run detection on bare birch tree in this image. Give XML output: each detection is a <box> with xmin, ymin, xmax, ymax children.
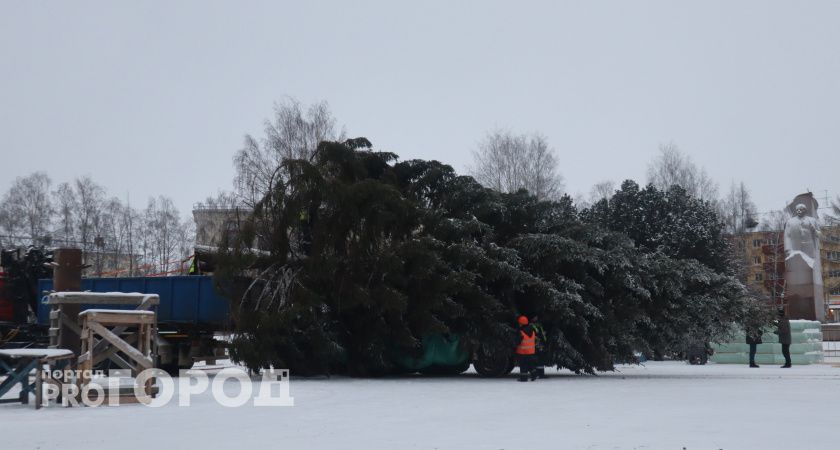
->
<box><xmin>1</xmin><ymin>172</ymin><xmax>53</xmax><ymax>245</ymax></box>
<box><xmin>122</xmin><ymin>203</ymin><xmax>141</xmax><ymax>276</ymax></box>
<box><xmin>760</xmin><ymin>210</ymin><xmax>789</xmax><ymax>232</ymax></box>
<box><xmin>135</xmin><ymin>207</ymin><xmax>153</xmax><ymax>275</ymax></box>
<box><xmin>0</xmin><ymin>201</ymin><xmax>22</xmax><ymax>247</ymax></box>
<box><xmin>647</xmin><ymin>142</ymin><xmax>718</xmax><ymax>202</ymax></box>
<box><xmin>1</xmin><ymin>171</ymin><xmax>195</xmax><ymax>277</ymax></box>
<box><xmin>470</xmin><ymin>130</ymin><xmax>564</xmax><ymax>200</ymax></box>
<box><xmin>589</xmin><ymin>180</ymin><xmax>615</xmax><ymax>204</ymax></box>
<box><xmin>52</xmin><ymin>182</ymin><xmax>77</xmax><ymax>246</ymax></box>
<box><xmin>234</xmin><ymin>98</ymin><xmax>342</xmax><ymax>207</ymax></box>
<box><xmin>177</xmin><ymin>220</ymin><xmax>196</xmax><ymax>273</ymax></box>
<box><xmin>98</xmin><ymin>198</ymin><xmax>126</xmax><ymax>275</ymax></box>
<box><xmin>722</xmin><ymin>181</ymin><xmax>758</xmax><ymax>235</ymax></box>
<box><xmin>74</xmin><ymin>176</ymin><xmax>105</xmax><ymax>265</ymax></box>
<box><xmin>721</xmin><ymin>181</ymin><xmax>759</xmax><ymax>285</ymax></box>
<box><xmin>144</xmin><ymin>196</ymin><xmax>186</xmax><ymax>274</ymax></box>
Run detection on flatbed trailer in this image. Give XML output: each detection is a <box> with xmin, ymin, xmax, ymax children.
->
<box><xmin>37</xmin><ymin>275</ymin><xmax>231</xmax><ymax>373</ymax></box>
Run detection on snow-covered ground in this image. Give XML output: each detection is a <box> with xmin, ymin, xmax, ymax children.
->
<box><xmin>3</xmin><ymin>361</ymin><xmax>839</xmax><ymax>450</ymax></box>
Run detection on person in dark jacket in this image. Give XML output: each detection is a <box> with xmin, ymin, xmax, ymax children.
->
<box><xmin>745</xmin><ymin>324</ymin><xmax>762</xmax><ymax>368</ymax></box>
<box><xmin>775</xmin><ymin>309</ymin><xmax>792</xmax><ymax>368</ymax></box>
<box><xmin>515</xmin><ymin>315</ymin><xmax>538</xmax><ymax>382</ymax></box>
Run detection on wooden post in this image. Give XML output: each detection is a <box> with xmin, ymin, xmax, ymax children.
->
<box><xmin>52</xmin><ymin>248</ymin><xmax>83</xmax><ymax>355</ymax></box>
<box><xmin>35</xmin><ymin>364</ymin><xmax>43</xmax><ymax>410</ymax></box>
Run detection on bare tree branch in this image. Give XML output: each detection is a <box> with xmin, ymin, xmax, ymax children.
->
<box><xmin>234</xmin><ymin>98</ymin><xmax>342</xmax><ymax>207</ymax></box>
<box><xmin>1</xmin><ymin>172</ymin><xmax>53</xmax><ymax>245</ymax></box>
<box><xmin>470</xmin><ymin>129</ymin><xmax>564</xmax><ymax>200</ymax></box>
<box><xmin>589</xmin><ymin>180</ymin><xmax>615</xmax><ymax>204</ymax></box>
<box><xmin>721</xmin><ymin>181</ymin><xmax>758</xmax><ymax>235</ymax></box>
<box><xmin>647</xmin><ymin>142</ymin><xmax>718</xmax><ymax>202</ymax></box>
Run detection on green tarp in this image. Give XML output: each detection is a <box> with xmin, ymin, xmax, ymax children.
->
<box><xmin>395</xmin><ymin>335</ymin><xmax>470</xmax><ymax>372</ymax></box>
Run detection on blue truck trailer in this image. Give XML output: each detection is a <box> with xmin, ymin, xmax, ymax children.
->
<box><xmin>37</xmin><ymin>275</ymin><xmax>232</xmax><ymax>372</ymax></box>
<box><xmin>37</xmin><ymin>275</ymin><xmax>230</xmax><ymax>327</ymax></box>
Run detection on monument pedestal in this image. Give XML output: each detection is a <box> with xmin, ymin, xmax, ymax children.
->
<box><xmin>784</xmin><ymin>254</ymin><xmax>825</xmax><ymax>322</ymax></box>
<box><xmin>711</xmin><ymin>320</ymin><xmax>824</xmax><ymax>365</ymax></box>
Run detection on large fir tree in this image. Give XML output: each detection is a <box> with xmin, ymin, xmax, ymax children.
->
<box><xmin>218</xmin><ymin>139</ymin><xmax>763</xmax><ymax>376</ymax></box>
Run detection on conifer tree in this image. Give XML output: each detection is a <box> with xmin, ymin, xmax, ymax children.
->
<box><xmin>220</xmin><ymin>139</ymin><xmax>762</xmax><ymax>376</ymax></box>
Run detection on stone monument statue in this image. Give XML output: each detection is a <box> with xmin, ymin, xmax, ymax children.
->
<box><xmin>783</xmin><ymin>193</ymin><xmax>825</xmax><ymax>321</ymax></box>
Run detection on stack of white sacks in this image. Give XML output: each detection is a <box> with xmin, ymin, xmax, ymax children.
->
<box><xmin>711</xmin><ymin>320</ymin><xmax>823</xmax><ymax>365</ymax></box>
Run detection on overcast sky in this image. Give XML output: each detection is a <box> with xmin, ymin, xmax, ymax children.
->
<box><xmin>2</xmin><ymin>0</ymin><xmax>838</xmax><ymax>221</ymax></box>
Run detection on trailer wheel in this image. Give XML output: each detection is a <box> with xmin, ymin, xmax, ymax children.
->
<box><xmin>473</xmin><ymin>348</ymin><xmax>512</xmax><ymax>377</ymax></box>
<box><xmin>452</xmin><ymin>357</ymin><xmax>471</xmax><ymax>375</ymax></box>
<box><xmin>686</xmin><ymin>346</ymin><xmax>708</xmax><ymax>365</ymax></box>
<box><xmin>503</xmin><ymin>357</ymin><xmax>515</xmax><ymax>375</ymax></box>
<box><xmin>420</xmin><ymin>359</ymin><xmax>470</xmax><ymax>376</ymax></box>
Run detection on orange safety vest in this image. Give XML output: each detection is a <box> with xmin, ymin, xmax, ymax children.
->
<box><xmin>516</xmin><ymin>330</ymin><xmax>536</xmax><ymax>355</ymax></box>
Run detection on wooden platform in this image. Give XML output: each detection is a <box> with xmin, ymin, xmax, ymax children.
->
<box><xmin>78</xmin><ymin>309</ymin><xmax>155</xmax><ymax>379</ymax></box>
<box><xmin>0</xmin><ymin>349</ymin><xmax>75</xmax><ymax>409</ymax></box>
<box><xmin>47</xmin><ymin>292</ymin><xmax>160</xmax><ymax>372</ymax></box>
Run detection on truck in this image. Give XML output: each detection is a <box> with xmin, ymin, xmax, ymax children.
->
<box><xmin>36</xmin><ymin>275</ymin><xmax>231</xmax><ymax>374</ymax></box>
<box><xmin>33</xmin><ymin>275</ymin><xmax>515</xmax><ymax>376</ymax></box>
<box><xmin>0</xmin><ymin>243</ymin><xmax>515</xmax><ymax>377</ymax></box>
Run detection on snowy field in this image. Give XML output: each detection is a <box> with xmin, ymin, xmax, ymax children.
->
<box><xmin>2</xmin><ymin>361</ymin><xmax>839</xmax><ymax>450</ymax></box>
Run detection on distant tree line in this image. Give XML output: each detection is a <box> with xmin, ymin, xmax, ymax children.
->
<box><xmin>0</xmin><ymin>174</ymin><xmax>194</xmax><ymax>276</ymax></box>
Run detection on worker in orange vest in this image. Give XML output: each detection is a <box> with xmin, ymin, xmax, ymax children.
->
<box><xmin>515</xmin><ymin>315</ymin><xmax>538</xmax><ymax>382</ymax></box>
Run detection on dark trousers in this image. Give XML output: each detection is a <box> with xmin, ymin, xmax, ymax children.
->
<box><xmin>517</xmin><ymin>354</ymin><xmax>536</xmax><ymax>381</ymax></box>
<box><xmin>749</xmin><ymin>343</ymin><xmax>757</xmax><ymax>365</ymax></box>
<box><xmin>782</xmin><ymin>344</ymin><xmax>791</xmax><ymax>366</ymax></box>
<box><xmin>534</xmin><ymin>350</ymin><xmax>546</xmax><ymax>377</ymax></box>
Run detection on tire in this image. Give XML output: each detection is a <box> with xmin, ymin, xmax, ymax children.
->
<box><xmin>453</xmin><ymin>357</ymin><xmax>471</xmax><ymax>374</ymax></box>
<box><xmin>503</xmin><ymin>357</ymin><xmax>515</xmax><ymax>375</ymax></box>
<box><xmin>688</xmin><ymin>354</ymin><xmax>707</xmax><ymax>365</ymax></box>
<box><xmin>686</xmin><ymin>346</ymin><xmax>708</xmax><ymax>365</ymax></box>
<box><xmin>419</xmin><ymin>359</ymin><xmax>470</xmax><ymax>376</ymax></box>
<box><xmin>161</xmin><ymin>362</ymin><xmax>180</xmax><ymax>377</ymax></box>
<box><xmin>473</xmin><ymin>348</ymin><xmax>512</xmax><ymax>377</ymax></box>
